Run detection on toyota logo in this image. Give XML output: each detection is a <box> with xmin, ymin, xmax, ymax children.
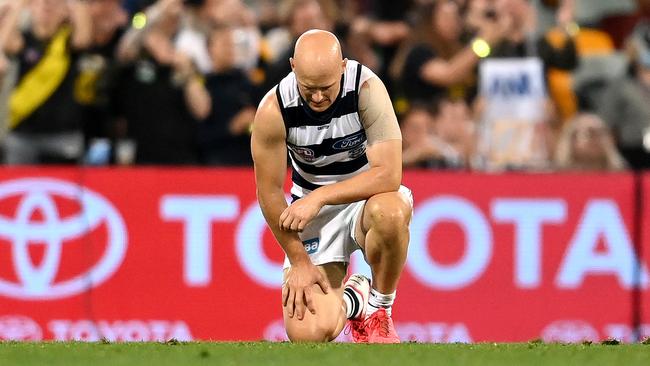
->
<box><xmin>0</xmin><ymin>315</ymin><xmax>42</xmax><ymax>340</ymax></box>
<box><xmin>541</xmin><ymin>320</ymin><xmax>600</xmax><ymax>343</ymax></box>
<box><xmin>0</xmin><ymin>178</ymin><xmax>127</xmax><ymax>300</ymax></box>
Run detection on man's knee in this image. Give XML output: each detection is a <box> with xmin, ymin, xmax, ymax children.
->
<box><xmin>365</xmin><ymin>192</ymin><xmax>412</xmax><ymax>236</ymax></box>
<box><xmin>285</xmin><ymin>315</ymin><xmax>339</xmax><ymax>342</ymax></box>
<box><xmin>282</xmin><ymin>280</ymin><xmax>346</xmax><ymax>342</ymax></box>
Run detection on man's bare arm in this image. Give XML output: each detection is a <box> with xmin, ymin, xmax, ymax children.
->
<box><xmin>116</xmin><ymin>0</ymin><xmax>181</xmax><ymax>63</ymax></box>
<box><xmin>252</xmin><ymin>89</ymin><xmax>310</xmax><ymax>266</ymax></box>
<box><xmin>0</xmin><ymin>0</ymin><xmax>27</xmax><ymax>56</ymax></box>
<box><xmin>68</xmin><ymin>0</ymin><xmax>92</xmax><ymax>50</ymax></box>
<box><xmin>252</xmin><ymin>88</ymin><xmax>329</xmax><ymax>319</ymax></box>
<box><xmin>308</xmin><ymin>76</ymin><xmax>403</xmax><ymax>207</ymax></box>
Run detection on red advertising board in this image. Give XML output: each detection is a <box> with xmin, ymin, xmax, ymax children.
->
<box><xmin>641</xmin><ymin>173</ymin><xmax>650</xmax><ymax>339</ymax></box>
<box><xmin>400</xmin><ymin>172</ymin><xmax>645</xmax><ymax>342</ymax></box>
<box><xmin>0</xmin><ymin>168</ymin><xmax>647</xmax><ymax>342</ymax></box>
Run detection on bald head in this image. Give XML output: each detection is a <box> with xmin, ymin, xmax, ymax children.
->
<box><xmin>290</xmin><ymin>30</ymin><xmax>346</xmax><ymax>111</ymax></box>
<box><xmin>294</xmin><ymin>30</ymin><xmax>342</xmax><ymax>65</ymax></box>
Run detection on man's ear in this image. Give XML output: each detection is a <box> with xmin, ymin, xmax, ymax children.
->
<box><xmin>290</xmin><ymin>57</ymin><xmax>295</xmax><ymax>71</ymax></box>
<box><xmin>341</xmin><ymin>58</ymin><xmax>348</xmax><ymax>74</ymax></box>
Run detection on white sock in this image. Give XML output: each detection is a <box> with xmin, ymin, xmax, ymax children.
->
<box><xmin>343</xmin><ymin>287</ymin><xmax>363</xmax><ymax>319</ymax></box>
<box><xmin>366</xmin><ymin>288</ymin><xmax>396</xmax><ymax>318</ymax></box>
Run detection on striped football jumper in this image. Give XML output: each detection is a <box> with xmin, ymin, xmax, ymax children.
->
<box><xmin>276</xmin><ymin>60</ymin><xmax>374</xmax><ymax>199</ymax></box>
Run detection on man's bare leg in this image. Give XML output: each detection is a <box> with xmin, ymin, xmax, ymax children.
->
<box><xmin>355</xmin><ymin>190</ymin><xmax>412</xmax><ymax>309</ymax></box>
<box><xmin>282</xmin><ymin>263</ymin><xmax>348</xmax><ymax>342</ymax></box>
<box><xmin>282</xmin><ymin>190</ymin><xmax>410</xmax><ymax>342</ymax></box>
<box><xmin>351</xmin><ymin>190</ymin><xmax>411</xmax><ymax>343</ymax></box>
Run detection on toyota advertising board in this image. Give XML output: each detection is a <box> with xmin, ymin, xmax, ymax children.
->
<box><xmin>401</xmin><ymin>172</ymin><xmax>647</xmax><ymax>343</ymax></box>
<box><xmin>0</xmin><ymin>168</ymin><xmax>648</xmax><ymax>342</ymax></box>
<box><xmin>642</xmin><ymin>173</ymin><xmax>650</xmax><ymax>338</ymax></box>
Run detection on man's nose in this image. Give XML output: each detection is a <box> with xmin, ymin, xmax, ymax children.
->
<box><xmin>312</xmin><ymin>91</ymin><xmax>323</xmax><ymax>103</ymax></box>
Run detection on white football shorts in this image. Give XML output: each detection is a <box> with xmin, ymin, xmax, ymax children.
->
<box><xmin>283</xmin><ymin>185</ymin><xmax>413</xmax><ymax>269</ymax></box>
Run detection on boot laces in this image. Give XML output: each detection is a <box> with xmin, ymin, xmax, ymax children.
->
<box><xmin>344</xmin><ymin>318</ymin><xmax>368</xmax><ymax>342</ymax></box>
<box><xmin>365</xmin><ymin>310</ymin><xmax>390</xmax><ymax>336</ymax></box>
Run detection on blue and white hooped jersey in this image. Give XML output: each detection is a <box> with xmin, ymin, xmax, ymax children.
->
<box><xmin>275</xmin><ymin>60</ymin><xmax>377</xmax><ymax>198</ymax></box>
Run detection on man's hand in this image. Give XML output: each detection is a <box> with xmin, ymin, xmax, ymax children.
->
<box><xmin>172</xmin><ymin>52</ymin><xmax>194</xmax><ymax>79</ymax></box>
<box><xmin>282</xmin><ymin>261</ymin><xmax>330</xmax><ymax>320</ymax></box>
<box><xmin>279</xmin><ymin>193</ymin><xmax>324</xmax><ymax>232</ymax></box>
<box><xmin>229</xmin><ymin>107</ymin><xmax>256</xmax><ymax>135</ymax></box>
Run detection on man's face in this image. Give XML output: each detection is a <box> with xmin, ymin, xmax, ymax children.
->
<box><xmin>209</xmin><ymin>29</ymin><xmax>235</xmax><ymax>71</ymax></box>
<box><xmin>402</xmin><ymin>109</ymin><xmax>434</xmax><ymax>146</ymax></box>
<box><xmin>30</xmin><ymin>0</ymin><xmax>67</xmax><ymax>27</ymax></box>
<box><xmin>292</xmin><ymin>59</ymin><xmax>344</xmax><ymax>112</ymax></box>
<box><xmin>571</xmin><ymin>115</ymin><xmax>608</xmax><ymax>161</ymax></box>
<box><xmin>291</xmin><ymin>0</ymin><xmax>329</xmax><ymax>36</ymax></box>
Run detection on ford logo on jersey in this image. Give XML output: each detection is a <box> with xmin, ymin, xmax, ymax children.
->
<box><xmin>302</xmin><ymin>238</ymin><xmax>319</xmax><ymax>254</ymax></box>
<box><xmin>332</xmin><ymin>131</ymin><xmax>365</xmax><ymax>150</ymax></box>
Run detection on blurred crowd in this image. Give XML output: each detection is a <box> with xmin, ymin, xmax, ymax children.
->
<box><xmin>0</xmin><ymin>0</ymin><xmax>649</xmax><ymax>171</ymax></box>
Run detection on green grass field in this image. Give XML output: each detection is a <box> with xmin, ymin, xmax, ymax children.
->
<box><xmin>1</xmin><ymin>341</ymin><xmax>649</xmax><ymax>366</ymax></box>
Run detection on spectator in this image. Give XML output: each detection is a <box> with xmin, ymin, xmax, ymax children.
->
<box><xmin>174</xmin><ymin>0</ymin><xmax>213</xmax><ymax>75</ymax></box>
<box><xmin>249</xmin><ymin>0</ymin><xmax>280</xmax><ymax>32</ymax></box>
<box><xmin>472</xmin><ymin>0</ymin><xmax>576</xmax><ymax>171</ymax></box>
<box><xmin>490</xmin><ymin>0</ymin><xmax>578</xmax><ymax>73</ymax></box>
<box><xmin>78</xmin><ymin>0</ymin><xmax>129</xmax><ymax>164</ymax></box>
<box><xmin>402</xmin><ymin>100</ymin><xmax>473</xmax><ymax>169</ymax></box>
<box><xmin>212</xmin><ymin>0</ymin><xmax>261</xmax><ymax>75</ymax></box>
<box><xmin>0</xmin><ymin>0</ymin><xmax>92</xmax><ymax>164</ymax></box>
<box><xmin>345</xmin><ymin>0</ymin><xmax>412</xmax><ymax>89</ymax></box>
<box><xmin>197</xmin><ymin>26</ymin><xmax>257</xmax><ymax>165</ymax></box>
<box><xmin>176</xmin><ymin>0</ymin><xmax>260</xmax><ymax>75</ymax></box>
<box><xmin>555</xmin><ymin>112</ymin><xmax>627</xmax><ymax>171</ymax></box>
<box><xmin>433</xmin><ymin>98</ymin><xmax>476</xmax><ymax>167</ymax></box>
<box><xmin>390</xmin><ymin>0</ymin><xmax>506</xmax><ymax>105</ymax></box>
<box><xmin>474</xmin><ymin>56</ymin><xmax>555</xmax><ymax>171</ymax></box>
<box><xmin>0</xmin><ymin>52</ymin><xmax>9</xmax><ymax>142</ymax></box>
<box><xmin>262</xmin><ymin>0</ymin><xmax>337</xmax><ymax>90</ymax></box>
<box><xmin>573</xmin><ymin>0</ymin><xmax>638</xmax><ymax>49</ymax></box>
<box><xmin>402</xmin><ymin>105</ymin><xmax>441</xmax><ymax>168</ymax></box>
<box><xmin>594</xmin><ymin>21</ymin><xmax>650</xmax><ymax>170</ymax></box>
<box><xmin>264</xmin><ymin>0</ymin><xmax>336</xmax><ymax>62</ymax></box>
<box><xmin>114</xmin><ymin>0</ymin><xmax>208</xmax><ymax>165</ymax></box>
<box><xmin>0</xmin><ymin>1</ymin><xmax>14</xmax><ymax>144</ymax></box>
<box><xmin>0</xmin><ymin>0</ymin><xmax>8</xmax><ymax>80</ymax></box>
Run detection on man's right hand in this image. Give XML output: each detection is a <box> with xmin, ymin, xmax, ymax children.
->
<box><xmin>282</xmin><ymin>261</ymin><xmax>330</xmax><ymax>320</ymax></box>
